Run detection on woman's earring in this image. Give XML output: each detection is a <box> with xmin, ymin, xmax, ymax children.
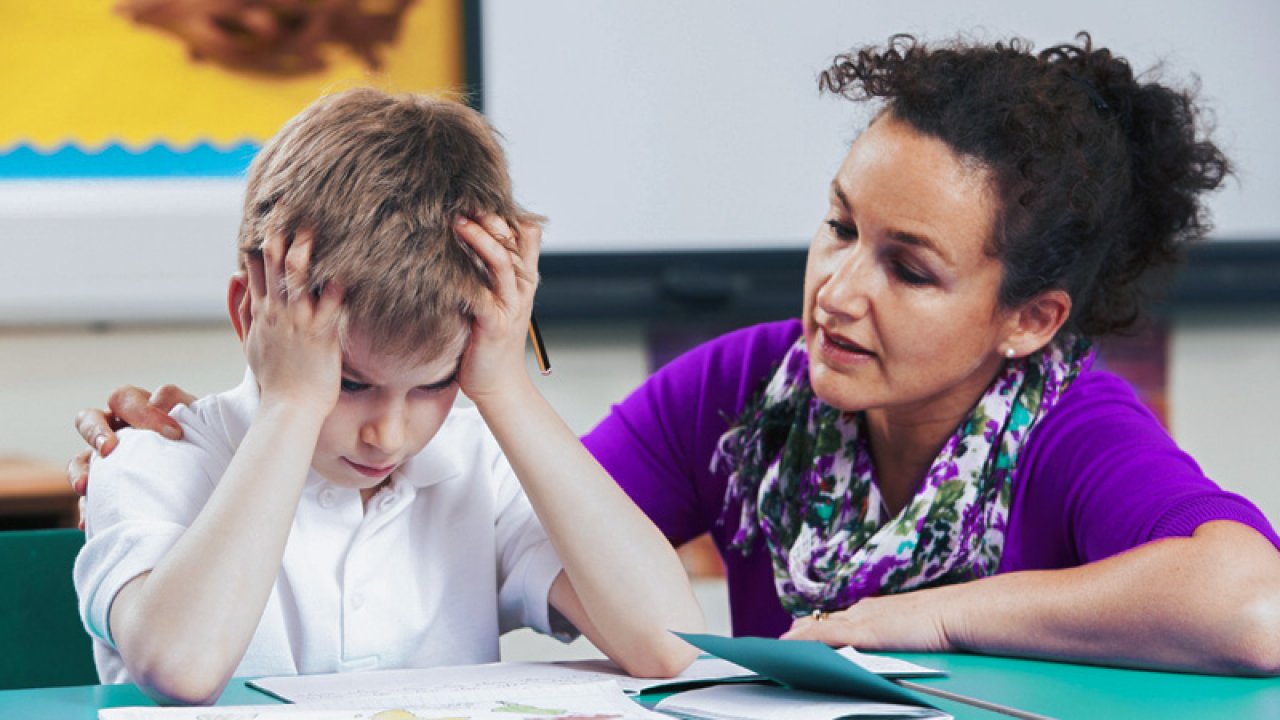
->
<box><xmin>1004</xmin><ymin>347</ymin><xmax>1016</xmax><ymax>359</ymax></box>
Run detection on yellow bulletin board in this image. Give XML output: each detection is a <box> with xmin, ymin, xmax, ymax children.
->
<box><xmin>0</xmin><ymin>0</ymin><xmax>469</xmax><ymax>325</ymax></box>
<box><xmin>0</xmin><ymin>0</ymin><xmax>465</xmax><ymax>177</ymax></box>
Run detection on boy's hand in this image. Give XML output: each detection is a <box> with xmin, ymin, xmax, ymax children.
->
<box><xmin>243</xmin><ymin>227</ymin><xmax>345</xmax><ymax>415</ymax></box>
<box><xmin>452</xmin><ymin>214</ymin><xmax>541</xmax><ymax>402</ymax></box>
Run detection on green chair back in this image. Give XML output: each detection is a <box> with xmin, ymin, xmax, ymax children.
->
<box><xmin>0</xmin><ymin>529</ymin><xmax>98</xmax><ymax>689</ymax></box>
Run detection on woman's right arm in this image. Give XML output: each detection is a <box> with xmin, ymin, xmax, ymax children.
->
<box><xmin>785</xmin><ymin>372</ymin><xmax>1280</xmax><ymax>675</ymax></box>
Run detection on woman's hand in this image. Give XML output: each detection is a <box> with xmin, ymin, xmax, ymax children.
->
<box><xmin>450</xmin><ymin>214</ymin><xmax>541</xmax><ymax>403</ymax></box>
<box><xmin>782</xmin><ymin>590</ymin><xmax>957</xmax><ymax>652</ymax></box>
<box><xmin>240</xmin><ymin>227</ymin><xmax>345</xmax><ymax>416</ymax></box>
<box><xmin>787</xmin><ymin>523</ymin><xmax>1280</xmax><ymax>675</ymax></box>
<box><xmin>70</xmin><ymin>384</ymin><xmax>195</xmax><ymax>497</ymax></box>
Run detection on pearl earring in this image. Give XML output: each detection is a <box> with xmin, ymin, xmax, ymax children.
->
<box><xmin>1004</xmin><ymin>347</ymin><xmax>1016</xmax><ymax>359</ymax></box>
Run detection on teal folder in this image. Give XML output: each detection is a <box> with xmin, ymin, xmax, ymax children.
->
<box><xmin>674</xmin><ymin>632</ymin><xmax>935</xmax><ymax>709</ymax></box>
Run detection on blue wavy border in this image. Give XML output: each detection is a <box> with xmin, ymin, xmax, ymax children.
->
<box><xmin>0</xmin><ymin>142</ymin><xmax>261</xmax><ymax>179</ymax></box>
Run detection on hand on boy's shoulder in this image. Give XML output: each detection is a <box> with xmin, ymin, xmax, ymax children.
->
<box><xmin>81</xmin><ymin>408</ymin><xmax>225</xmax><ymax>529</ymax></box>
<box><xmin>69</xmin><ymin>384</ymin><xmax>196</xmax><ymax>506</ymax></box>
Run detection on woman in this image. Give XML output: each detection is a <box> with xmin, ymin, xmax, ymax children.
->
<box><xmin>72</xmin><ymin>34</ymin><xmax>1280</xmax><ymax>675</ymax></box>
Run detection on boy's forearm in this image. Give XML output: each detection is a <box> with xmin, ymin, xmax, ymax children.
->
<box><xmin>111</xmin><ymin>402</ymin><xmax>324</xmax><ymax>703</ymax></box>
<box><xmin>472</xmin><ymin>380</ymin><xmax>704</xmax><ymax>677</ymax></box>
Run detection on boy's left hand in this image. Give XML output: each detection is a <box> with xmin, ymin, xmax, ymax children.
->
<box><xmin>452</xmin><ymin>214</ymin><xmax>542</xmax><ymax>402</ymax></box>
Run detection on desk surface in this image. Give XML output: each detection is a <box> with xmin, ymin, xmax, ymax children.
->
<box><xmin>3</xmin><ymin>653</ymin><xmax>1279</xmax><ymax>720</ymax></box>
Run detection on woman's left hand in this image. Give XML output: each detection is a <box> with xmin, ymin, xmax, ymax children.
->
<box><xmin>451</xmin><ymin>214</ymin><xmax>542</xmax><ymax>402</ymax></box>
<box><xmin>781</xmin><ymin>590</ymin><xmax>957</xmax><ymax>652</ymax></box>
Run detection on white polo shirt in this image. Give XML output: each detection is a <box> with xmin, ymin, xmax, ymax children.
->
<box><xmin>75</xmin><ymin>371</ymin><xmax>566</xmax><ymax>684</ymax></box>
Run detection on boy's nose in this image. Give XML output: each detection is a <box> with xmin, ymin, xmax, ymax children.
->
<box><xmin>360</xmin><ymin>407</ymin><xmax>406</xmax><ymax>456</ymax></box>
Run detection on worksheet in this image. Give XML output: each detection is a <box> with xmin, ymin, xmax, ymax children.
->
<box><xmin>99</xmin><ymin>679</ymin><xmax>663</xmax><ymax>720</ymax></box>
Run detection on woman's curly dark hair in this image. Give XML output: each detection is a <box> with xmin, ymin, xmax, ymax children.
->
<box><xmin>820</xmin><ymin>33</ymin><xmax>1231</xmax><ymax>338</ymax></box>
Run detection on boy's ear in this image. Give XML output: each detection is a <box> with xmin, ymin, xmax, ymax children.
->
<box><xmin>1002</xmin><ymin>289</ymin><xmax>1072</xmax><ymax>358</ymax></box>
<box><xmin>227</xmin><ymin>271</ymin><xmax>251</xmax><ymax>343</ymax></box>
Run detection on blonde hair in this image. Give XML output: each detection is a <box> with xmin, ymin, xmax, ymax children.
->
<box><xmin>239</xmin><ymin>88</ymin><xmax>539</xmax><ymax>362</ymax></box>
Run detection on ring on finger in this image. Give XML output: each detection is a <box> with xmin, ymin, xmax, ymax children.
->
<box><xmin>811</xmin><ymin>610</ymin><xmax>828</xmax><ymax>622</ymax></box>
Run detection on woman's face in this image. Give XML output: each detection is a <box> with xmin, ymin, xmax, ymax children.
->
<box><xmin>802</xmin><ymin>114</ymin><xmax>1014</xmax><ymax>424</ymax></box>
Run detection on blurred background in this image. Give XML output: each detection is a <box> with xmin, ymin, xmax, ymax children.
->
<box><xmin>2</xmin><ymin>0</ymin><xmax>1277</xmax><ymax>661</ymax></box>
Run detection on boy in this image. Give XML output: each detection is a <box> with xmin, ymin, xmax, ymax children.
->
<box><xmin>74</xmin><ymin>88</ymin><xmax>701</xmax><ymax>704</ymax></box>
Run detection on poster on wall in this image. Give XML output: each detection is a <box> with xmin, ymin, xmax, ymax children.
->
<box><xmin>1</xmin><ymin>0</ymin><xmax>465</xmax><ymax>178</ymax></box>
<box><xmin>0</xmin><ymin>0</ymin><xmax>466</xmax><ymax>325</ymax></box>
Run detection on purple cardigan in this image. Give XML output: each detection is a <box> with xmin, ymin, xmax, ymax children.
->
<box><xmin>582</xmin><ymin>319</ymin><xmax>1280</xmax><ymax>638</ymax></box>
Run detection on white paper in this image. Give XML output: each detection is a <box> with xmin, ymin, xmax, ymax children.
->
<box><xmin>100</xmin><ymin>679</ymin><xmax>664</xmax><ymax>720</ymax></box>
<box><xmin>656</xmin><ymin>684</ymin><xmax>952</xmax><ymax>720</ymax></box>
<box><xmin>834</xmin><ymin>648</ymin><xmax>947</xmax><ymax>678</ymax></box>
<box><xmin>249</xmin><ymin>657</ymin><xmax>755</xmax><ymax>706</ymax></box>
<box><xmin>556</xmin><ymin>656</ymin><xmax>756</xmax><ymax>693</ymax></box>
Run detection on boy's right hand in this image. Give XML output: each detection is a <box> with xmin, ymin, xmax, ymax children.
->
<box><xmin>67</xmin><ymin>228</ymin><xmax>345</xmax><ymax>504</ymax></box>
<box><xmin>241</xmin><ymin>227</ymin><xmax>345</xmax><ymax>416</ymax></box>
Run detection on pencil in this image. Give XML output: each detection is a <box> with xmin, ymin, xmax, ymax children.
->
<box><xmin>528</xmin><ymin>313</ymin><xmax>551</xmax><ymax>375</ymax></box>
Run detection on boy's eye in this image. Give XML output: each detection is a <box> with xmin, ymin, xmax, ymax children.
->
<box><xmin>417</xmin><ymin>376</ymin><xmax>458</xmax><ymax>394</ymax></box>
<box><xmin>340</xmin><ymin>378</ymin><xmax>370</xmax><ymax>393</ymax></box>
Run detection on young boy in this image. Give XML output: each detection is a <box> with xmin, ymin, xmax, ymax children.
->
<box><xmin>73</xmin><ymin>88</ymin><xmax>702</xmax><ymax>705</ymax></box>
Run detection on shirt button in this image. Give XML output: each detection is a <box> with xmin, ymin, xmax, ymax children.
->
<box><xmin>350</xmin><ymin>592</ymin><xmax>365</xmax><ymax>611</ymax></box>
<box><xmin>318</xmin><ymin>488</ymin><xmax>337</xmax><ymax>508</ymax></box>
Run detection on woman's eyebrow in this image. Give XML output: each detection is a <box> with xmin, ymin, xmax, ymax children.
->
<box><xmin>830</xmin><ymin>180</ymin><xmax>953</xmax><ymax>267</ymax></box>
<box><xmin>887</xmin><ymin>229</ymin><xmax>954</xmax><ymax>267</ymax></box>
<box><xmin>830</xmin><ymin>181</ymin><xmax>850</xmax><ymax>209</ymax></box>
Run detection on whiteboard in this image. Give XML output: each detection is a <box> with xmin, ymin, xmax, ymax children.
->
<box><xmin>0</xmin><ymin>179</ymin><xmax>241</xmax><ymax>325</ymax></box>
<box><xmin>482</xmin><ymin>0</ymin><xmax>1280</xmax><ymax>252</ymax></box>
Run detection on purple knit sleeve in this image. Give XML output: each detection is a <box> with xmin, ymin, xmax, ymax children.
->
<box><xmin>582</xmin><ymin>321</ymin><xmax>803</xmax><ymax>546</ymax></box>
<box><xmin>583</xmin><ymin>320</ymin><xmax>805</xmax><ymax>638</ymax></box>
<box><xmin>1003</xmin><ymin>370</ymin><xmax>1280</xmax><ymax>573</ymax></box>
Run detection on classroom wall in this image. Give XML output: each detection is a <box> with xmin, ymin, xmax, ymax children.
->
<box><xmin>3</xmin><ymin>312</ymin><xmax>1279</xmax><ymax>524</ymax></box>
<box><xmin>1171</xmin><ymin>306</ymin><xmax>1280</xmax><ymax>515</ymax></box>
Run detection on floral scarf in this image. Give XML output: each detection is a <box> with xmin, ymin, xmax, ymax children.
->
<box><xmin>712</xmin><ymin>335</ymin><xmax>1093</xmax><ymax>616</ymax></box>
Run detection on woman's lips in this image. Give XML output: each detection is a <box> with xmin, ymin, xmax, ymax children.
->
<box><xmin>817</xmin><ymin>327</ymin><xmax>876</xmax><ymax>365</ymax></box>
<box><xmin>344</xmin><ymin>458</ymin><xmax>396</xmax><ymax>478</ymax></box>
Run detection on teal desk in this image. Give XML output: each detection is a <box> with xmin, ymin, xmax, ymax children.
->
<box><xmin>0</xmin><ymin>679</ymin><xmax>268</xmax><ymax>719</ymax></box>
<box><xmin>3</xmin><ymin>654</ymin><xmax>1280</xmax><ymax>720</ymax></box>
<box><xmin>900</xmin><ymin>653</ymin><xmax>1280</xmax><ymax>719</ymax></box>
